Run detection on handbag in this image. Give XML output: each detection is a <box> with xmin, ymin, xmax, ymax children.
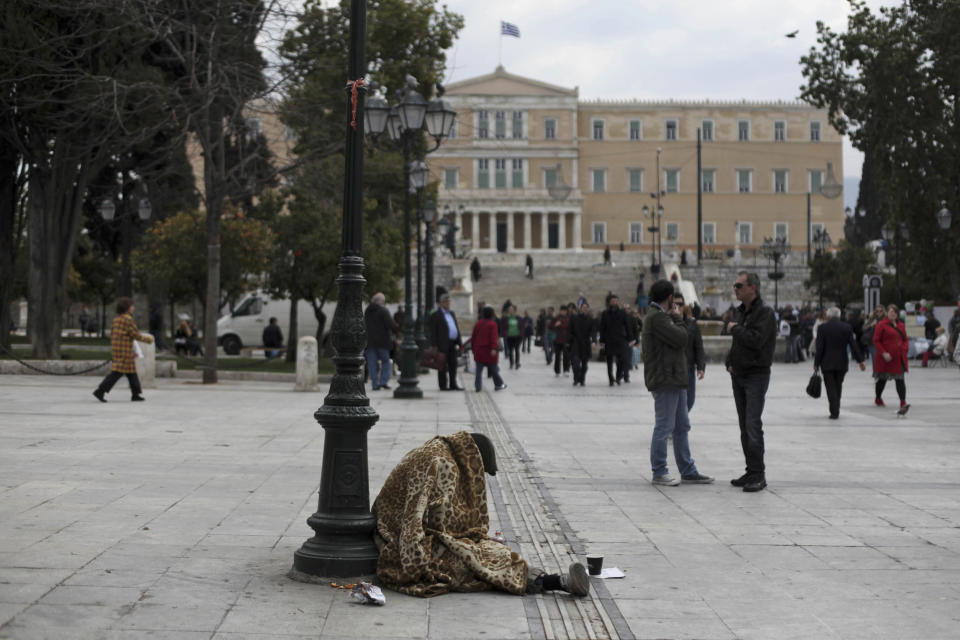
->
<box><xmin>421</xmin><ymin>347</ymin><xmax>446</xmax><ymax>370</ymax></box>
<box><xmin>806</xmin><ymin>371</ymin><xmax>822</xmax><ymax>398</ymax></box>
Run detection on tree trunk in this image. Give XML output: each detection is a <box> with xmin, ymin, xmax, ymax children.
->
<box><xmin>285</xmin><ymin>296</ymin><xmax>298</xmax><ymax>362</ymax></box>
<box><xmin>0</xmin><ymin>144</ymin><xmax>19</xmax><ymax>351</ymax></box>
<box><xmin>201</xmin><ymin>107</ymin><xmax>225</xmax><ymax>384</ymax></box>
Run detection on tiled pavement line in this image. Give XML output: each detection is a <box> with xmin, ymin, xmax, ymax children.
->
<box><xmin>466</xmin><ymin>390</ymin><xmax>634</xmax><ymax>640</ymax></box>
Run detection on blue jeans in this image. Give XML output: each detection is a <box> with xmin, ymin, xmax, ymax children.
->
<box><xmin>687</xmin><ymin>366</ymin><xmax>697</xmax><ymax>411</ymax></box>
<box><xmin>474</xmin><ymin>362</ymin><xmax>504</xmax><ymax>391</ymax></box>
<box><xmin>365</xmin><ymin>347</ymin><xmax>392</xmax><ymax>388</ymax></box>
<box><xmin>731</xmin><ymin>372</ymin><xmax>770</xmax><ymax>477</ymax></box>
<box><xmin>543</xmin><ymin>333</ymin><xmax>554</xmax><ymax>364</ymax></box>
<box><xmin>650</xmin><ymin>389</ymin><xmax>698</xmax><ymax>478</ymax></box>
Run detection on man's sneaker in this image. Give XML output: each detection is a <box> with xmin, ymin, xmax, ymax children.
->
<box><xmin>897</xmin><ymin>403</ymin><xmax>910</xmax><ymax>416</ymax></box>
<box><xmin>730</xmin><ymin>473</ymin><xmax>751</xmax><ymax>487</ymax></box>
<box><xmin>494</xmin><ymin>384</ymin><xmax>508</xmax><ymax>391</ymax></box>
<box><xmin>131</xmin><ymin>395</ymin><xmax>145</xmax><ymax>402</ymax></box>
<box><xmin>563</xmin><ymin>562</ymin><xmax>589</xmax><ymax>597</ymax></box>
<box><xmin>682</xmin><ymin>473</ymin><xmax>715</xmax><ymax>484</ymax></box>
<box><xmin>651</xmin><ymin>475</ymin><xmax>681</xmax><ymax>486</ymax></box>
<box><xmin>93</xmin><ymin>390</ymin><xmax>106</xmax><ymax>403</ymax></box>
<box><xmin>875</xmin><ymin>397</ymin><xmax>885</xmax><ymax>407</ymax></box>
<box><xmin>743</xmin><ymin>476</ymin><xmax>767</xmax><ymax>492</ymax></box>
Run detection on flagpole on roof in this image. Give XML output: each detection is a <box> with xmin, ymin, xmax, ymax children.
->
<box><xmin>498</xmin><ymin>20</ymin><xmax>502</xmax><ymax>67</ymax></box>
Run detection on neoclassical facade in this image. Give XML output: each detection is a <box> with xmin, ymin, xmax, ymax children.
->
<box><xmin>431</xmin><ymin>66</ymin><xmax>845</xmax><ymax>260</ymax></box>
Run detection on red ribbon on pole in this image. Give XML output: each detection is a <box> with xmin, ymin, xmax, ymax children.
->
<box><xmin>348</xmin><ymin>77</ymin><xmax>366</xmax><ymax>131</ymax></box>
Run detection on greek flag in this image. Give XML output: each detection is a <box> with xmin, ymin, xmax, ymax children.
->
<box><xmin>500</xmin><ymin>21</ymin><xmax>520</xmax><ymax>38</ymax></box>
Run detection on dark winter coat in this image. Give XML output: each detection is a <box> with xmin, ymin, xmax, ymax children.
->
<box><xmin>814</xmin><ymin>318</ymin><xmax>863</xmax><ymax>372</ymax></box>
<box><xmin>684</xmin><ymin>317</ymin><xmax>705</xmax><ymax>372</ymax></box>
<box><xmin>641</xmin><ymin>304</ymin><xmax>688</xmax><ymax>391</ymax></box>
<box><xmin>725</xmin><ymin>297</ymin><xmax>777</xmax><ymax>376</ymax></box>
<box><xmin>364</xmin><ymin>303</ymin><xmax>398</xmax><ymax>350</ymax></box>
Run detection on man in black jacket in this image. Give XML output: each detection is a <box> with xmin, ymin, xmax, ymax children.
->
<box><xmin>725</xmin><ymin>271</ymin><xmax>777</xmax><ymax>492</ymax></box>
<box><xmin>364</xmin><ymin>293</ymin><xmax>398</xmax><ymax>390</ymax></box>
<box><xmin>262</xmin><ymin>317</ymin><xmax>284</xmax><ymax>359</ymax></box>
<box><xmin>599</xmin><ymin>294</ymin><xmax>631</xmax><ymax>386</ymax></box>
<box><xmin>814</xmin><ymin>307</ymin><xmax>866</xmax><ymax>419</ymax></box>
<box><xmin>569</xmin><ymin>301</ymin><xmax>595</xmax><ymax>386</ymax></box>
<box><xmin>428</xmin><ymin>293</ymin><xmax>463</xmax><ymax>390</ymax></box>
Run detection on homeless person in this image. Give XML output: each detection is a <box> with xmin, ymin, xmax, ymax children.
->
<box><xmin>372</xmin><ymin>431</ymin><xmax>588</xmax><ymax>598</ymax></box>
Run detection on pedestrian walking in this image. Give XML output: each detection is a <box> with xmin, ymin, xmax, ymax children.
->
<box><xmin>262</xmin><ymin>316</ymin><xmax>284</xmax><ymax>359</ymax></box>
<box><xmin>642</xmin><ymin>280</ymin><xmax>713</xmax><ymax>486</ymax></box>
<box><xmin>501</xmin><ymin>305</ymin><xmax>523</xmax><ymax>369</ymax></box>
<box><xmin>603</xmin><ymin>245</ymin><xmax>612</xmax><ymax>266</ymax></box>
<box><xmin>542</xmin><ymin>306</ymin><xmax>555</xmax><ymax>365</ymax></box>
<box><xmin>79</xmin><ymin>304</ymin><xmax>91</xmax><ymax>337</ymax></box>
<box><xmin>471</xmin><ymin>306</ymin><xmax>507</xmax><ymax>392</ymax></box>
<box><xmin>599</xmin><ymin>294</ymin><xmax>630</xmax><ymax>386</ymax></box>
<box><xmin>470</xmin><ymin>257</ymin><xmax>481</xmax><ymax>281</ymax></box>
<box><xmin>873</xmin><ymin>304</ymin><xmax>910</xmax><ymax>415</ymax></box>
<box><xmin>674</xmin><ymin>294</ymin><xmax>705</xmax><ymax>411</ymax></box>
<box><xmin>549</xmin><ymin>306</ymin><xmax>570</xmax><ymax>377</ymax></box>
<box><xmin>525</xmin><ymin>253</ymin><xmax>534</xmax><ymax>279</ymax></box>
<box><xmin>725</xmin><ymin>271</ymin><xmax>777</xmax><ymax>492</ymax></box>
<box><xmin>427</xmin><ymin>293</ymin><xmax>463</xmax><ymax>391</ymax></box>
<box><xmin>569</xmin><ymin>301</ymin><xmax>594</xmax><ymax>386</ymax></box>
<box><xmin>93</xmin><ymin>297</ymin><xmax>153</xmax><ymax>403</ymax></box>
<box><xmin>814</xmin><ymin>307</ymin><xmax>866</xmax><ymax>419</ymax></box>
<box><xmin>364</xmin><ymin>293</ymin><xmax>398</xmax><ymax>390</ymax></box>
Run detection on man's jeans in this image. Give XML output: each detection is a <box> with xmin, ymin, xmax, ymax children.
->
<box><xmin>731</xmin><ymin>372</ymin><xmax>770</xmax><ymax>477</ymax></box>
<box><xmin>474</xmin><ymin>362</ymin><xmax>504</xmax><ymax>391</ymax></box>
<box><xmin>365</xmin><ymin>347</ymin><xmax>392</xmax><ymax>389</ymax></box>
<box><xmin>650</xmin><ymin>389</ymin><xmax>698</xmax><ymax>479</ymax></box>
<box><xmin>543</xmin><ymin>333</ymin><xmax>554</xmax><ymax>364</ymax></box>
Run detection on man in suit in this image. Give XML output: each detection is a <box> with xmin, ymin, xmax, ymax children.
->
<box><xmin>814</xmin><ymin>306</ymin><xmax>866</xmax><ymax>419</ymax></box>
<box><xmin>428</xmin><ymin>293</ymin><xmax>463</xmax><ymax>390</ymax></box>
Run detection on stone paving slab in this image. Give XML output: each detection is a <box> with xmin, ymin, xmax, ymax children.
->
<box><xmin>1</xmin><ymin>359</ymin><xmax>959</xmax><ymax>639</ymax></box>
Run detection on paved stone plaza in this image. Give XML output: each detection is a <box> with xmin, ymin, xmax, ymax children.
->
<box><xmin>1</xmin><ymin>360</ymin><xmax>959</xmax><ymax>639</ymax></box>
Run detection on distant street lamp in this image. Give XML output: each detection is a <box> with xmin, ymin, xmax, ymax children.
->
<box><xmin>812</xmin><ymin>227</ymin><xmax>832</xmax><ymax>309</ymax></box>
<box><xmin>761</xmin><ymin>236</ymin><xmax>790</xmax><ymax>310</ymax></box>
<box><xmin>881</xmin><ymin>221</ymin><xmax>909</xmax><ymax>305</ymax></box>
<box><xmin>410</xmin><ymin>161</ymin><xmax>429</xmax><ymax>350</ymax></box>
<box><xmin>99</xmin><ymin>191</ymin><xmax>152</xmax><ymax>297</ymax></box>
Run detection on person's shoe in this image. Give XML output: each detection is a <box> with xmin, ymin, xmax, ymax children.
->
<box><xmin>516</xmin><ymin>363</ymin><xmax>520</xmax><ymax>369</ymax></box>
<box><xmin>652</xmin><ymin>475</ymin><xmax>681</xmax><ymax>486</ymax></box>
<box><xmin>829</xmin><ymin>413</ymin><xmax>839</xmax><ymax>419</ymax></box>
<box><xmin>93</xmin><ymin>390</ymin><xmax>106</xmax><ymax>403</ymax></box>
<box><xmin>681</xmin><ymin>473</ymin><xmax>715</xmax><ymax>484</ymax></box>
<box><xmin>563</xmin><ymin>562</ymin><xmax>590</xmax><ymax>597</ymax></box>
<box><xmin>875</xmin><ymin>397</ymin><xmax>885</xmax><ymax>407</ymax></box>
<box><xmin>563</xmin><ymin>371</ymin><xmax>570</xmax><ymax>377</ymax></box>
<box><xmin>730</xmin><ymin>473</ymin><xmax>751</xmax><ymax>487</ymax></box>
<box><xmin>616</xmin><ymin>380</ymin><xmax>621</xmax><ymax>386</ymax></box>
<box><xmin>743</xmin><ymin>476</ymin><xmax>767</xmax><ymax>492</ymax></box>
<box><xmin>380</xmin><ymin>384</ymin><xmax>391</xmax><ymax>390</ymax></box>
<box><xmin>494</xmin><ymin>384</ymin><xmax>508</xmax><ymax>391</ymax></box>
<box><xmin>131</xmin><ymin>395</ymin><xmax>145</xmax><ymax>402</ymax></box>
<box><xmin>609</xmin><ymin>380</ymin><xmax>615</xmax><ymax>387</ymax></box>
<box><xmin>897</xmin><ymin>403</ymin><xmax>910</xmax><ymax>416</ymax></box>
<box><xmin>623</xmin><ymin>376</ymin><xmax>630</xmax><ymax>383</ymax></box>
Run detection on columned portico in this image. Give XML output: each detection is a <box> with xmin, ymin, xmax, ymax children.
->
<box><xmin>523</xmin><ymin>213</ymin><xmax>532</xmax><ymax>250</ymax></box>
<box><xmin>445</xmin><ymin>206</ymin><xmax>583</xmax><ymax>253</ymax></box>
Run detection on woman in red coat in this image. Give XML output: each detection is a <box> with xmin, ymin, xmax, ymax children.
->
<box><xmin>471</xmin><ymin>306</ymin><xmax>506</xmax><ymax>392</ymax></box>
<box><xmin>873</xmin><ymin>304</ymin><xmax>910</xmax><ymax>415</ymax></box>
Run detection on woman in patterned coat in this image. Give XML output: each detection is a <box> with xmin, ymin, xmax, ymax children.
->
<box><xmin>93</xmin><ymin>297</ymin><xmax>153</xmax><ymax>402</ymax></box>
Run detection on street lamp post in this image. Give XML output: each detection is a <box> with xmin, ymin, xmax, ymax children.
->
<box><xmin>812</xmin><ymin>228</ymin><xmax>831</xmax><ymax>309</ymax></box>
<box><xmin>641</xmin><ymin>204</ymin><xmax>657</xmax><ymax>274</ymax></box>
<box><xmin>424</xmin><ymin>199</ymin><xmax>438</xmax><ymax>315</ymax></box>
<box><xmin>410</xmin><ymin>161</ymin><xmax>428</xmax><ymax>350</ymax></box>
<box><xmin>882</xmin><ymin>222</ymin><xmax>909</xmax><ymax>305</ymax></box>
<box><xmin>292</xmin><ymin>0</ymin><xmax>380</xmax><ymax>579</ymax></box>
<box><xmin>761</xmin><ymin>236</ymin><xmax>790</xmax><ymax>310</ymax></box>
<box><xmin>364</xmin><ymin>77</ymin><xmax>456</xmax><ymax>399</ymax></box>
<box><xmin>99</xmin><ymin>188</ymin><xmax>152</xmax><ymax>297</ymax></box>
<box><xmin>936</xmin><ymin>201</ymin><xmax>957</xmax><ymax>299</ymax></box>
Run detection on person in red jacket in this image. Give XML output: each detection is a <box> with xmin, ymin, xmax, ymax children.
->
<box><xmin>471</xmin><ymin>306</ymin><xmax>507</xmax><ymax>392</ymax></box>
<box><xmin>873</xmin><ymin>304</ymin><xmax>910</xmax><ymax>415</ymax></box>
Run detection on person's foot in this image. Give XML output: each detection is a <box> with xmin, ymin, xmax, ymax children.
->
<box><xmin>381</xmin><ymin>384</ymin><xmax>391</xmax><ymax>390</ymax></box>
<box><xmin>651</xmin><ymin>475</ymin><xmax>681</xmax><ymax>486</ymax></box>
<box><xmin>875</xmin><ymin>397</ymin><xmax>885</xmax><ymax>407</ymax></box>
<box><xmin>616</xmin><ymin>380</ymin><xmax>621</xmax><ymax>386</ymax></box>
<box><xmin>564</xmin><ymin>562</ymin><xmax>590</xmax><ymax>597</ymax></box>
<box><xmin>516</xmin><ymin>363</ymin><xmax>520</xmax><ymax>369</ymax></box>
<box><xmin>829</xmin><ymin>414</ymin><xmax>839</xmax><ymax>419</ymax></box>
<box><xmin>897</xmin><ymin>403</ymin><xmax>910</xmax><ymax>416</ymax></box>
<box><xmin>494</xmin><ymin>384</ymin><xmax>508</xmax><ymax>391</ymax></box>
<box><xmin>609</xmin><ymin>380</ymin><xmax>615</xmax><ymax>387</ymax></box>
<box><xmin>623</xmin><ymin>376</ymin><xmax>630</xmax><ymax>383</ymax></box>
<box><xmin>563</xmin><ymin>371</ymin><xmax>569</xmax><ymax>377</ymax></box>
<box><xmin>131</xmin><ymin>395</ymin><xmax>145</xmax><ymax>402</ymax></box>
<box><xmin>93</xmin><ymin>390</ymin><xmax>106</xmax><ymax>403</ymax></box>
<box><xmin>730</xmin><ymin>473</ymin><xmax>751</xmax><ymax>487</ymax></box>
<box><xmin>743</xmin><ymin>476</ymin><xmax>767</xmax><ymax>492</ymax></box>
<box><xmin>681</xmin><ymin>473</ymin><xmax>715</xmax><ymax>484</ymax></box>
<box><xmin>371</xmin><ymin>386</ymin><xmax>380</xmax><ymax>391</ymax></box>
<box><xmin>450</xmin><ymin>386</ymin><xmax>464</xmax><ymax>391</ymax></box>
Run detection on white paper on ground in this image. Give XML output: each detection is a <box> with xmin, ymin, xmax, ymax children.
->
<box><xmin>598</xmin><ymin>567</ymin><xmax>625</xmax><ymax>579</ymax></box>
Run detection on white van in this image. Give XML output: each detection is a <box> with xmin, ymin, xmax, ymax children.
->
<box><xmin>217</xmin><ymin>291</ymin><xmax>336</xmax><ymax>355</ymax></box>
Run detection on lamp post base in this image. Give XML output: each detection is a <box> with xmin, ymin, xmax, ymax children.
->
<box><xmin>393</xmin><ymin>340</ymin><xmax>423</xmax><ymax>399</ymax></box>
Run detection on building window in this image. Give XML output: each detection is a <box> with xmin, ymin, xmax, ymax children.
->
<box><xmin>665</xmin><ymin>119</ymin><xmax>678</xmax><ymax>140</ymax></box>
<box><xmin>544</xmin><ymin>166</ymin><xmax>558</xmax><ymax>187</ymax></box>
<box><xmin>775</xmin><ymin>223</ymin><xmax>788</xmax><ymax>241</ymax></box>
<box><xmin>284</xmin><ymin>125</ymin><xmax>297</xmax><ymax>141</ymax></box>
<box><xmin>629</xmin><ymin>119</ymin><xmax>642</xmax><ymax>140</ymax></box>
<box><xmin>774</xmin><ymin>169</ymin><xmax>788</xmax><ymax>193</ymax></box>
<box><xmin>809</xmin><ymin>170</ymin><xmax>824</xmax><ymax>193</ymax></box>
<box><xmin>630</xmin><ymin>222</ymin><xmax>643</xmax><ymax>244</ymax></box>
<box><xmin>701</xmin><ymin>119</ymin><xmax>713</xmax><ymax>141</ymax></box>
<box><xmin>544</xmin><ymin>118</ymin><xmax>556</xmax><ymax>140</ymax></box>
<box><xmin>477</xmin><ymin>110</ymin><xmax>489</xmax><ymax>139</ymax></box>
<box><xmin>512</xmin><ymin>111</ymin><xmax>523</xmax><ymax>139</ymax></box>
<box><xmin>629</xmin><ymin>169</ymin><xmax>643</xmax><ymax>193</ymax></box>
<box><xmin>738</xmin><ymin>120</ymin><xmax>750</xmax><ymax>141</ymax></box>
<box><xmin>737</xmin><ymin>169</ymin><xmax>752</xmax><ymax>193</ymax></box>
<box><xmin>665</xmin><ymin>222</ymin><xmax>679</xmax><ymax>242</ymax></box>
<box><xmin>245</xmin><ymin>117</ymin><xmax>262</xmax><ymax>140</ymax></box>
<box><xmin>665</xmin><ymin>169</ymin><xmax>679</xmax><ymax>193</ymax></box>
<box><xmin>810</xmin><ymin>120</ymin><xmax>821</xmax><ymax>141</ymax></box>
<box><xmin>701</xmin><ymin>169</ymin><xmax>715</xmax><ymax>193</ymax></box>
<box><xmin>774</xmin><ymin>120</ymin><xmax>786</xmax><ymax>142</ymax></box>
<box><xmin>444</xmin><ymin>168</ymin><xmax>458</xmax><ymax>189</ymax></box>
<box><xmin>495</xmin><ymin>111</ymin><xmax>507</xmax><ymax>138</ymax></box>
<box><xmin>591</xmin><ymin>169</ymin><xmax>606</xmax><ymax>193</ymax></box>
<box><xmin>511</xmin><ymin>159</ymin><xmax>523</xmax><ymax>188</ymax></box>
<box><xmin>494</xmin><ymin>158</ymin><xmax>507</xmax><ymax>188</ymax></box>
<box><xmin>592</xmin><ymin>222</ymin><xmax>606</xmax><ymax>244</ymax></box>
<box><xmin>477</xmin><ymin>159</ymin><xmax>489</xmax><ymax>188</ymax></box>
<box><xmin>702</xmin><ymin>222</ymin><xmax>716</xmax><ymax>244</ymax></box>
<box><xmin>592</xmin><ymin>119</ymin><xmax>604</xmax><ymax>140</ymax></box>
<box><xmin>738</xmin><ymin>222</ymin><xmax>752</xmax><ymax>244</ymax></box>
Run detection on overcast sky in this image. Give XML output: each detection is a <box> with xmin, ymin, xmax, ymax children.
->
<box><xmin>438</xmin><ymin>0</ymin><xmax>899</xmax><ymax>192</ymax></box>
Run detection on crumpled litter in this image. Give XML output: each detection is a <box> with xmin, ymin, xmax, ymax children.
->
<box><xmin>349</xmin><ymin>581</ymin><xmax>386</xmax><ymax>605</ymax></box>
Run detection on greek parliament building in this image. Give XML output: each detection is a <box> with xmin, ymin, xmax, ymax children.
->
<box><xmin>430</xmin><ymin>66</ymin><xmax>844</xmax><ymax>261</ymax></box>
